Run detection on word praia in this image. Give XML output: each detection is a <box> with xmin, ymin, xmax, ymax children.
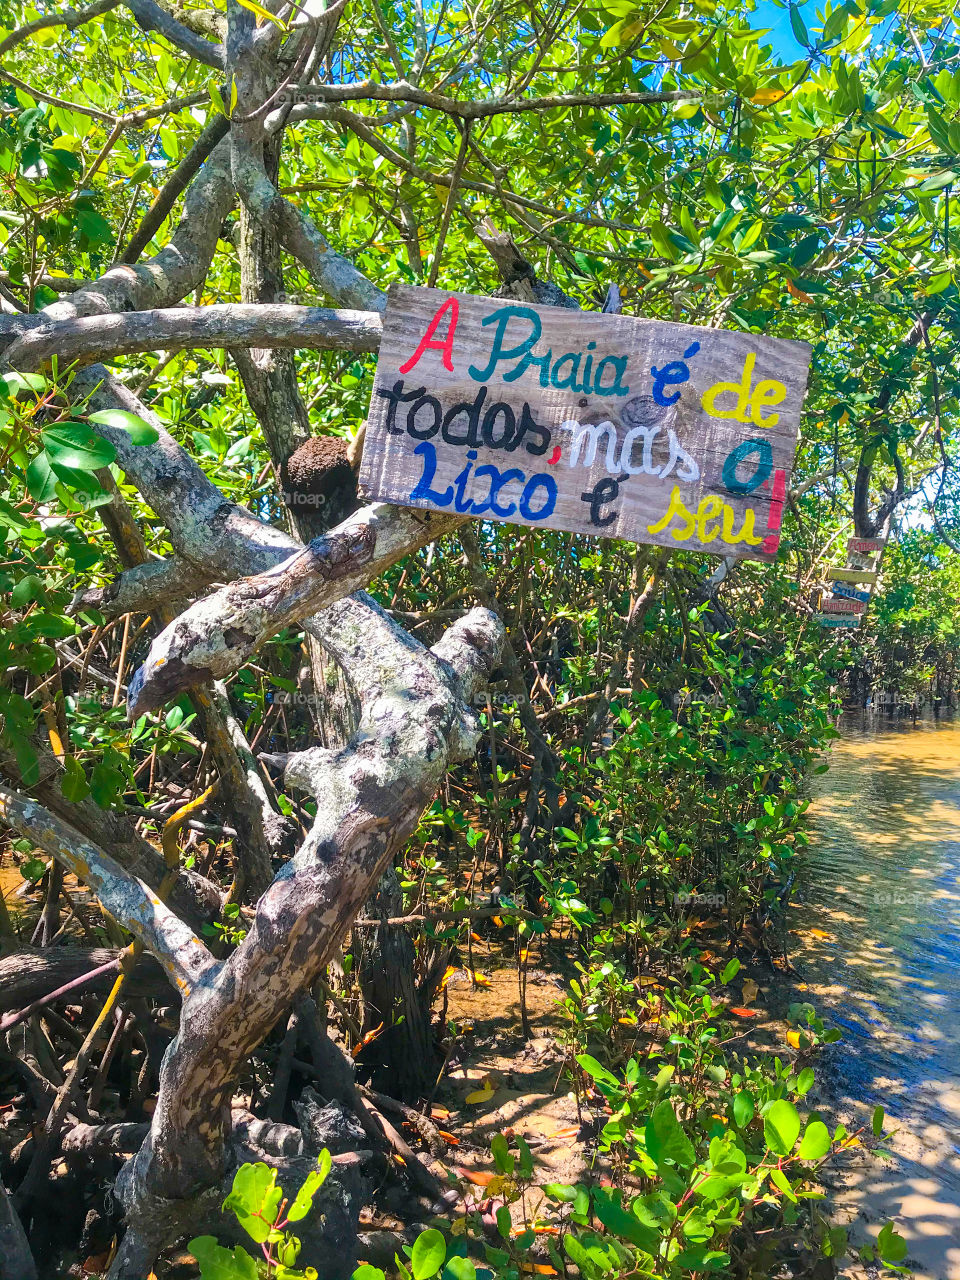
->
<box><xmin>401</xmin><ymin>297</ymin><xmax>790</xmax><ymax>425</ymax></box>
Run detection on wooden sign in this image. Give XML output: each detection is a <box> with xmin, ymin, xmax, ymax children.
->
<box><xmin>847</xmin><ymin>537</ymin><xmax>884</xmax><ymax>554</ymax></box>
<box><xmin>820</xmin><ymin>596</ymin><xmax>866</xmax><ymax>615</ymax></box>
<box><xmin>817</xmin><ymin>613</ymin><xmax>860</xmax><ymax>629</ymax></box>
<box><xmin>830</xmin><ymin>582</ymin><xmax>871</xmax><ymax>605</ymax></box>
<box><xmin>359</xmin><ymin>285</ymin><xmax>810</xmax><ymax>559</ymax></box>
<box><xmin>828</xmin><ymin>566</ymin><xmax>879</xmax><ymax>585</ymax></box>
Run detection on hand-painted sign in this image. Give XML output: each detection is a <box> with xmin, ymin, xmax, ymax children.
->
<box><xmin>817</xmin><ymin>613</ymin><xmax>861</xmax><ymax>628</ymax></box>
<box><xmin>830</xmin><ymin>582</ymin><xmax>871</xmax><ymax>604</ymax></box>
<box><xmin>828</xmin><ymin>566</ymin><xmax>879</xmax><ymax>585</ymax></box>
<box><xmin>821</xmin><ymin>596</ymin><xmax>866</xmax><ymax>615</ymax></box>
<box><xmin>359</xmin><ymin>285</ymin><xmax>810</xmax><ymax>558</ymax></box>
<box><xmin>847</xmin><ymin>537</ymin><xmax>885</xmax><ymax>554</ymax></box>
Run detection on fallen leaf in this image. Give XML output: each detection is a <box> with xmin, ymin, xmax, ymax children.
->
<box><xmin>430</xmin><ymin>1105</ymin><xmax>451</xmax><ymax>1120</ymax></box>
<box><xmin>441</xmin><ymin>966</ymin><xmax>458</xmax><ymax>989</ymax></box>
<box><xmin>493</xmin><ymin>916</ymin><xmax>503</xmax><ymax>927</ymax></box>
<box><xmin>786</xmin><ymin>1029</ymin><xmax>803</xmax><ymax>1049</ymax></box>
<box><xmin>450</xmin><ymin>1217</ymin><xmax>468</xmax><ymax>1237</ymax></box>
<box><xmin>437</xmin><ymin>1130</ymin><xmax>460</xmax><ymax>1146</ymax></box>
<box><xmin>808</xmin><ymin>928</ymin><xmax>832</xmax><ymax>940</ymax></box>
<box><xmin>352</xmin><ymin>1021</ymin><xmax>384</xmax><ymax>1057</ymax></box>
<box><xmin>457</xmin><ymin>1167</ymin><xmax>497</xmax><ymax>1186</ymax></box>
<box><xmin>520</xmin><ymin>1265</ymin><xmax>557</xmax><ymax>1275</ymax></box>
<box><xmin>728</xmin><ymin>1006</ymin><xmax>760</xmax><ymax>1018</ymax></box>
<box><xmin>465</xmin><ymin>1079</ymin><xmax>495</xmax><ymax>1104</ymax></box>
<box><xmin>472</xmin><ymin>970</ymin><xmax>492</xmax><ymax>988</ymax></box>
<box><xmin>741</xmin><ymin>979</ymin><xmax>760</xmax><ymax>1006</ymax></box>
<box><xmin>550</xmin><ymin>1125</ymin><xmax>580</xmax><ymax>1139</ymax></box>
<box><xmin>532</xmin><ymin>1225</ymin><xmax>561</xmax><ymax>1235</ymax></box>
<box><xmin>471</xmin><ymin>933</ymin><xmax>483</xmax><ymax>943</ymax></box>
<box><xmin>618</xmin><ymin>1015</ymin><xmax>637</xmax><ymax>1025</ymax></box>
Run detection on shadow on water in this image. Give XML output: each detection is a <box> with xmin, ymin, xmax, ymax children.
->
<box><xmin>794</xmin><ymin>712</ymin><xmax>960</xmax><ymax>1277</ymax></box>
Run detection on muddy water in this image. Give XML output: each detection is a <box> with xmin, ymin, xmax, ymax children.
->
<box><xmin>800</xmin><ymin>713</ymin><xmax>960</xmax><ymax>1279</ymax></box>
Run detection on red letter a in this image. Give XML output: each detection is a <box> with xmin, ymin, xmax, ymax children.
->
<box><xmin>399</xmin><ymin>297</ymin><xmax>459</xmax><ymax>374</ymax></box>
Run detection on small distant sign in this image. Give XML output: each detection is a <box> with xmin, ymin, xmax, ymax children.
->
<box><xmin>360</xmin><ymin>285</ymin><xmax>810</xmax><ymax>559</ymax></box>
<box><xmin>821</xmin><ymin>596</ymin><xmax>866</xmax><ymax>615</ymax></box>
<box><xmin>847</xmin><ymin>537</ymin><xmax>885</xmax><ymax>554</ymax></box>
<box><xmin>830</xmin><ymin>582</ymin><xmax>871</xmax><ymax>604</ymax></box>
<box><xmin>828</xmin><ymin>566</ymin><xmax>879</xmax><ymax>585</ymax></box>
<box><xmin>816</xmin><ymin>614</ymin><xmax>860</xmax><ymax>629</ymax></box>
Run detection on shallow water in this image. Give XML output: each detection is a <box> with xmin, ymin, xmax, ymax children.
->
<box><xmin>801</xmin><ymin>712</ymin><xmax>960</xmax><ymax>1277</ymax></box>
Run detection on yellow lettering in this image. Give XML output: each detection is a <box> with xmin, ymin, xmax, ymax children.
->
<box><xmin>702</xmin><ymin>353</ymin><xmax>787</xmax><ymax>429</ymax></box>
<box><xmin>696</xmin><ymin>495</ymin><xmax>724</xmax><ymax>543</ymax></box>
<box><xmin>751</xmin><ymin>379</ymin><xmax>786</xmax><ymax>427</ymax></box>
<box><xmin>702</xmin><ymin>352</ymin><xmax>756</xmax><ymax>423</ymax></box>
<box><xmin>721</xmin><ymin>504</ymin><xmax>763</xmax><ymax>546</ymax></box>
<box><xmin>647</xmin><ymin>485</ymin><xmax>696</xmax><ymax>540</ymax></box>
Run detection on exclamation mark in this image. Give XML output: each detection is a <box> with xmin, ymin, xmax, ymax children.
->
<box><xmin>762</xmin><ymin>468</ymin><xmax>786</xmax><ymax>555</ymax></box>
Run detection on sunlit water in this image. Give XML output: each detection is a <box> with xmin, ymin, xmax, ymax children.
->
<box><xmin>800</xmin><ymin>713</ymin><xmax>960</xmax><ymax>1277</ymax></box>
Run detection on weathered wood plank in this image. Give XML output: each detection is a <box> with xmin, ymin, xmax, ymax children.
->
<box><xmin>821</xmin><ymin>595</ymin><xmax>867</xmax><ymax>615</ymax></box>
<box><xmin>359</xmin><ymin>285</ymin><xmax>810</xmax><ymax>559</ymax></box>
<box><xmin>828</xmin><ymin>566</ymin><xmax>879</xmax><ymax>585</ymax></box>
<box><xmin>816</xmin><ymin>613</ymin><xmax>861</xmax><ymax>628</ymax></box>
<box><xmin>830</xmin><ymin>582</ymin><xmax>871</xmax><ymax>604</ymax></box>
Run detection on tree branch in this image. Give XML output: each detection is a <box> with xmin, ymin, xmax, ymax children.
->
<box><xmin>126</xmin><ymin>504</ymin><xmax>466</xmax><ymax>715</ymax></box>
<box><xmin>3</xmin><ymin>302</ymin><xmax>382</xmax><ymax>370</ymax></box>
<box><xmin>0</xmin><ymin>785</ymin><xmax>217</xmax><ymax>998</ymax></box>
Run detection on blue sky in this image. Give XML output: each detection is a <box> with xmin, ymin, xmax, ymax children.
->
<box><xmin>752</xmin><ymin>0</ymin><xmax>810</xmax><ymax>61</ymax></box>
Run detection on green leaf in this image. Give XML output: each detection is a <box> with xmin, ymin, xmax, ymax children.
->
<box><xmin>797</xmin><ymin>1120</ymin><xmax>831</xmax><ymax>1161</ymax></box>
<box><xmin>645</xmin><ymin>1099</ymin><xmax>695</xmax><ymax>1169</ymax></box>
<box><xmin>353</xmin><ymin>1267</ymin><xmax>387</xmax><ymax>1280</ymax></box>
<box><xmin>490</xmin><ymin>1133</ymin><xmax>514</xmax><ymax>1174</ymax></box>
<box><xmin>223</xmin><ymin>1162</ymin><xmax>282</xmax><ymax>1243</ymax></box>
<box><xmin>796</xmin><ymin>1068</ymin><xmax>815</xmax><ymax>1097</ymax></box>
<box><xmin>769</xmin><ymin>1167</ymin><xmax>797</xmax><ymax>1202</ymax></box>
<box><xmin>877</xmin><ymin>1222</ymin><xmax>908</xmax><ymax>1263</ymax></box>
<box><xmin>788</xmin><ymin>3</ymin><xmax>809</xmax><ymax>43</ymax></box>
<box><xmin>41</xmin><ymin>423</ymin><xmax>115</xmax><ymax>471</ymax></box>
<box><xmin>720</xmin><ymin>958</ymin><xmax>740</xmax><ymax>985</ymax></box>
<box><xmin>576</xmin><ymin>1053</ymin><xmax>619</xmax><ymax>1085</ymax></box>
<box><xmin>443</xmin><ymin>1259</ymin><xmax>476</xmax><ymax>1280</ymax></box>
<box><xmin>287</xmin><ymin>1148</ymin><xmax>332</xmax><ymax>1222</ymax></box>
<box><xmin>60</xmin><ymin>755</ymin><xmax>90</xmax><ymax>803</ymax></box>
<box><xmin>86</xmin><ymin>408</ymin><xmax>160</xmax><ymax>445</ymax></box>
<box><xmin>733</xmin><ymin>1092</ymin><xmax>755</xmax><ymax>1128</ymax></box>
<box><xmin>764</xmin><ymin>1099</ymin><xmax>801</xmax><ymax>1156</ymax></box>
<box><xmin>592</xmin><ymin>1187</ymin><xmax>660</xmax><ymax>1251</ymax></box>
<box><xmin>872</xmin><ymin>1105</ymin><xmax>884</xmax><ymax>1137</ymax></box>
<box><xmin>410</xmin><ymin>1228</ymin><xmax>446</xmax><ymax>1280</ymax></box>
<box><xmin>26</xmin><ymin>452</ymin><xmax>59</xmax><ymax>503</ymax></box>
<box><xmin>188</xmin><ymin>1236</ymin><xmax>259</xmax><ymax>1280</ymax></box>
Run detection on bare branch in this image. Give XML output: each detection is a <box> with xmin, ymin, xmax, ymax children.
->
<box><xmin>0</xmin><ymin>785</ymin><xmax>217</xmax><ymax>998</ymax></box>
<box><xmin>127</xmin><ymin>504</ymin><xmax>466</xmax><ymax>715</ymax></box>
<box><xmin>125</xmin><ymin>0</ymin><xmax>226</xmax><ymax>67</ymax></box>
<box><xmin>280</xmin><ymin>78</ymin><xmax>709</xmax><ymax>119</ymax></box>
<box><xmin>4</xmin><ymin>302</ymin><xmax>382</xmax><ymax>370</ymax></box>
<box><xmin>40</xmin><ymin>140</ymin><xmax>234</xmax><ymax>323</ymax></box>
<box><xmin>120</xmin><ymin>115</ymin><xmax>232</xmax><ymax>264</ymax></box>
<box><xmin>0</xmin><ymin>0</ymin><xmax>122</xmax><ymax>57</ymax></box>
